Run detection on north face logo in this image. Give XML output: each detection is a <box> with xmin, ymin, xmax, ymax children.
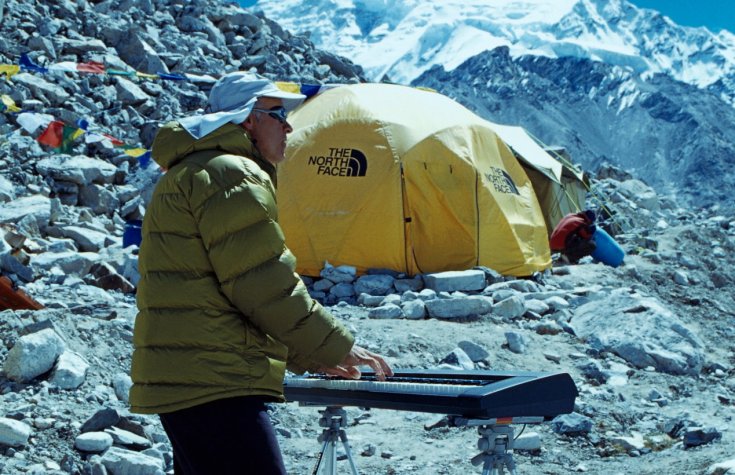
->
<box><xmin>485</xmin><ymin>167</ymin><xmax>520</xmax><ymax>195</ymax></box>
<box><xmin>307</xmin><ymin>148</ymin><xmax>368</xmax><ymax>176</ymax></box>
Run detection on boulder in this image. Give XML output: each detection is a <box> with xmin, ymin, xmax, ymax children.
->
<box><xmin>571</xmin><ymin>291</ymin><xmax>705</xmax><ymax>375</ymax></box>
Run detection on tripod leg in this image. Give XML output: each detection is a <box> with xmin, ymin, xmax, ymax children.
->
<box><xmin>338</xmin><ymin>429</ymin><xmax>360</xmax><ymax>475</ymax></box>
<box><xmin>312</xmin><ymin>438</ymin><xmax>332</xmax><ymax>475</ymax></box>
<box><xmin>313</xmin><ymin>436</ymin><xmax>340</xmax><ymax>475</ymax></box>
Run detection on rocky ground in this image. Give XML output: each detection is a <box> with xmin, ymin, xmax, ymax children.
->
<box><xmin>0</xmin><ymin>181</ymin><xmax>734</xmax><ymax>475</ymax></box>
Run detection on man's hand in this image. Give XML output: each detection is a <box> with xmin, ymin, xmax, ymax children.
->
<box><xmin>318</xmin><ymin>345</ymin><xmax>394</xmax><ymax>381</ymax></box>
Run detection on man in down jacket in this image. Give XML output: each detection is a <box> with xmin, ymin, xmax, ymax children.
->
<box><xmin>129</xmin><ymin>72</ymin><xmax>393</xmax><ymax>475</ymax></box>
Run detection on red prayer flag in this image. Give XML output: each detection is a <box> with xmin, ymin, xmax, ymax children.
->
<box><xmin>77</xmin><ymin>61</ymin><xmax>106</xmax><ymax>74</ymax></box>
<box><xmin>37</xmin><ymin>121</ymin><xmax>65</xmax><ymax>148</ymax></box>
<box><xmin>102</xmin><ymin>133</ymin><xmax>125</xmax><ymax>146</ymax></box>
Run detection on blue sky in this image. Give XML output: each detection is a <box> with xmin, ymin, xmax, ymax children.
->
<box><xmin>238</xmin><ymin>1</ymin><xmax>734</xmax><ymax>35</ymax></box>
<box><xmin>630</xmin><ymin>0</ymin><xmax>735</xmax><ymax>33</ymax></box>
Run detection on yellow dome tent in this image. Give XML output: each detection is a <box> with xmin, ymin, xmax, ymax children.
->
<box><xmin>277</xmin><ymin>83</ymin><xmax>551</xmax><ymax>277</ymax></box>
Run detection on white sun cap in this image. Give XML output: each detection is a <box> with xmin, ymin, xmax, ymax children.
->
<box><xmin>178</xmin><ymin>71</ymin><xmax>306</xmax><ymax>139</ymax></box>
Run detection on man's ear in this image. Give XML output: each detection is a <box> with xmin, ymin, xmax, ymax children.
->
<box><xmin>241</xmin><ymin>115</ymin><xmax>256</xmax><ymax>133</ymax></box>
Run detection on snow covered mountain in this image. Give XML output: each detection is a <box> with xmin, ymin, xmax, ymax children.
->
<box><xmin>252</xmin><ymin>0</ymin><xmax>735</xmax><ymax>105</ymax></box>
<box><xmin>249</xmin><ymin>0</ymin><xmax>735</xmax><ymax>205</ymax></box>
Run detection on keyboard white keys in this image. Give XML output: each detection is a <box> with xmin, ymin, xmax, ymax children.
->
<box><xmin>286</xmin><ymin>378</ymin><xmax>477</xmax><ymax>396</ymax></box>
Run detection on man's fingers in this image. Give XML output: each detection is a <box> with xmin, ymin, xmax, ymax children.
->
<box><xmin>320</xmin><ymin>365</ymin><xmax>361</xmax><ymax>380</ymax></box>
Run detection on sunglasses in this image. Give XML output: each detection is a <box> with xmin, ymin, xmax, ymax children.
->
<box><xmin>252</xmin><ymin>106</ymin><xmax>288</xmax><ymax>124</ymax></box>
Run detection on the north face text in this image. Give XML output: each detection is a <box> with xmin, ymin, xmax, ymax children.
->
<box><xmin>307</xmin><ymin>148</ymin><xmax>367</xmax><ymax>176</ymax></box>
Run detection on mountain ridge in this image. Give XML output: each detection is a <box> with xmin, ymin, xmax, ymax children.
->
<box><xmin>412</xmin><ymin>46</ymin><xmax>735</xmax><ymax>205</ymax></box>
<box><xmin>252</xmin><ymin>0</ymin><xmax>735</xmax><ymax>105</ymax></box>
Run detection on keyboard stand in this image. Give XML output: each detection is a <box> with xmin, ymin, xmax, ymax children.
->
<box><xmin>450</xmin><ymin>416</ymin><xmax>545</xmax><ymax>475</ymax></box>
<box><xmin>311</xmin><ymin>407</ymin><xmax>360</xmax><ymax>475</ymax></box>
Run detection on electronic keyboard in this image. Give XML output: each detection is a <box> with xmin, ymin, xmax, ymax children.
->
<box><xmin>284</xmin><ymin>369</ymin><xmax>578</xmax><ymax>419</ymax></box>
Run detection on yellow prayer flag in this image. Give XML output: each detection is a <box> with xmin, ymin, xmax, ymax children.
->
<box><xmin>0</xmin><ymin>64</ymin><xmax>20</xmax><ymax>80</ymax></box>
<box><xmin>1</xmin><ymin>95</ymin><xmax>20</xmax><ymax>112</ymax></box>
<box><xmin>71</xmin><ymin>128</ymin><xmax>85</xmax><ymax>141</ymax></box>
<box><xmin>135</xmin><ymin>71</ymin><xmax>159</xmax><ymax>80</ymax></box>
<box><xmin>123</xmin><ymin>147</ymin><xmax>149</xmax><ymax>158</ymax></box>
<box><xmin>275</xmin><ymin>81</ymin><xmax>302</xmax><ymax>94</ymax></box>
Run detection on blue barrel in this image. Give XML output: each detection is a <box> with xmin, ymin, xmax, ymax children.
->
<box><xmin>123</xmin><ymin>220</ymin><xmax>143</xmax><ymax>248</ymax></box>
<box><xmin>590</xmin><ymin>228</ymin><xmax>624</xmax><ymax>267</ymax></box>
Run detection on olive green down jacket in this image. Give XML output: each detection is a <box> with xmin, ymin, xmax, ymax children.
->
<box><xmin>129</xmin><ymin>121</ymin><xmax>355</xmax><ymax>414</ymax></box>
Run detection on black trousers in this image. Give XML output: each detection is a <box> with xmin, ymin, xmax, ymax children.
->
<box><xmin>159</xmin><ymin>396</ymin><xmax>287</xmax><ymax>475</ymax></box>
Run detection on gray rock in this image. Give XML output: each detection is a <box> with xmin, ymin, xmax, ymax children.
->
<box><xmin>115</xmin><ymin>33</ymin><xmax>169</xmax><ymax>74</ymax></box>
<box><xmin>49</xmin><ymin>351</ymin><xmax>89</xmax><ymax>389</ymax></box>
<box><xmin>100</xmin><ymin>447</ymin><xmax>165</xmax><ymax>475</ymax></box>
<box><xmin>706</xmin><ymin>458</ymin><xmax>735</xmax><ymax>474</ymax></box>
<box><xmin>329</xmin><ymin>283</ymin><xmax>355</xmax><ymax>298</ymax></box>
<box><xmin>320</xmin><ymin>263</ymin><xmax>357</xmax><ymax>283</ymax></box>
<box><xmin>506</xmin><ymin>279</ymin><xmax>540</xmax><ymax>293</ymax></box>
<box><xmin>0</xmin><ymin>174</ymin><xmax>16</xmax><ymax>202</ymax></box>
<box><xmin>683</xmin><ymin>427</ymin><xmax>722</xmax><ymax>448</ymax></box>
<box><xmin>423</xmin><ymin>270</ymin><xmax>486</xmax><ymax>292</ymax></box>
<box><xmin>115</xmin><ymin>77</ymin><xmax>150</xmax><ymax>105</ymax></box>
<box><xmin>578</xmin><ymin>360</ymin><xmax>608</xmax><ymax>385</ymax></box>
<box><xmin>81</xmin><ymin>408</ymin><xmax>122</xmax><ymax>433</ymax></box>
<box><xmin>1</xmin><ymin>252</ymin><xmax>35</xmax><ymax>282</ymax></box>
<box><xmin>417</xmin><ymin>288</ymin><xmax>437</xmax><ymax>301</ymax></box>
<box><xmin>439</xmin><ymin>348</ymin><xmax>474</xmax><ymax>370</ymax></box>
<box><xmin>473</xmin><ymin>266</ymin><xmax>505</xmax><ymax>284</ymax></box>
<box><xmin>489</xmin><ymin>289</ymin><xmax>517</xmax><ymax>302</ymax></box>
<box><xmin>678</xmin><ymin>255</ymin><xmax>699</xmax><ymax>269</ymax></box>
<box><xmin>617</xmin><ymin>179</ymin><xmax>660</xmax><ymax>211</ymax></box>
<box><xmin>13</xmin><ymin>72</ymin><xmax>70</xmax><ymax>106</ymax></box>
<box><xmin>75</xmin><ymin>432</ymin><xmax>114</xmax><ymax>453</ymax></box>
<box><xmin>36</xmin><ymin>156</ymin><xmax>117</xmax><ymax>186</ymax></box>
<box><xmin>400</xmin><ymin>291</ymin><xmax>419</xmax><ymax>302</ymax></box>
<box><xmin>105</xmin><ymin>426</ymin><xmax>152</xmax><ymax>450</ymax></box>
<box><xmin>425</xmin><ymin>296</ymin><xmax>492</xmax><ymax>319</ymax></box>
<box><xmin>357</xmin><ymin>293</ymin><xmax>385</xmax><ymax>307</ymax></box>
<box><xmin>551</xmin><ymin>413</ymin><xmax>593</xmax><ymax>436</ymax></box>
<box><xmin>313</xmin><ymin>278</ymin><xmax>334</xmax><ymax>292</ymax></box>
<box><xmin>514</xmin><ymin>432</ymin><xmax>542</xmax><ymax>451</ymax></box>
<box><xmin>673</xmin><ymin>270</ymin><xmax>689</xmax><ymax>285</ymax></box>
<box><xmin>354</xmin><ymin>274</ymin><xmax>395</xmax><ymax>296</ymax></box>
<box><xmin>122</xmin><ymin>253</ymin><xmax>140</xmax><ymax>287</ymax></box>
<box><xmin>380</xmin><ymin>294</ymin><xmax>401</xmax><ymax>306</ymax></box>
<box><xmin>544</xmin><ymin>296</ymin><xmax>571</xmax><ymax>311</ymax></box>
<box><xmin>532</xmin><ymin>320</ymin><xmax>564</xmax><ymax>335</ymax></box>
<box><xmin>368</xmin><ymin>304</ymin><xmax>404</xmax><ymax>319</ymax></box>
<box><xmin>59</xmin><ymin>226</ymin><xmax>109</xmax><ymax>252</ymax></box>
<box><xmin>88</xmin><ymin>262</ymin><xmax>136</xmax><ymax>293</ymax></box>
<box><xmin>112</xmin><ymin>373</ymin><xmax>133</xmax><ymax>404</ymax></box>
<box><xmin>0</xmin><ymin>418</ymin><xmax>32</xmax><ymax>447</ymax></box>
<box><xmin>31</xmin><ymin>251</ymin><xmax>98</xmax><ymax>276</ymax></box>
<box><xmin>394</xmin><ymin>277</ymin><xmax>423</xmax><ymax>293</ymax></box>
<box><xmin>0</xmin><ymin>195</ymin><xmax>51</xmax><ymax>230</ymax></box>
<box><xmin>610</xmin><ymin>432</ymin><xmax>647</xmax><ymax>451</ymax></box>
<box><xmin>524</xmin><ymin>299</ymin><xmax>550</xmax><ymax>315</ymax></box>
<box><xmin>457</xmin><ymin>340</ymin><xmax>490</xmax><ymax>362</ymax></box>
<box><xmin>401</xmin><ymin>299</ymin><xmax>426</xmax><ymax>319</ymax></box>
<box><xmin>60</xmin><ymin>38</ymin><xmax>107</xmax><ymax>55</ymax></box>
<box><xmin>493</xmin><ymin>295</ymin><xmax>526</xmax><ymax>319</ymax></box>
<box><xmin>571</xmin><ymin>292</ymin><xmax>704</xmax><ymax>375</ymax></box>
<box><xmin>3</xmin><ymin>328</ymin><xmax>66</xmax><ymax>383</ymax></box>
<box><xmin>505</xmin><ymin>331</ymin><xmax>527</xmax><ymax>354</ymax></box>
<box><xmin>79</xmin><ymin>184</ymin><xmax>121</xmax><ymax>216</ymax></box>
